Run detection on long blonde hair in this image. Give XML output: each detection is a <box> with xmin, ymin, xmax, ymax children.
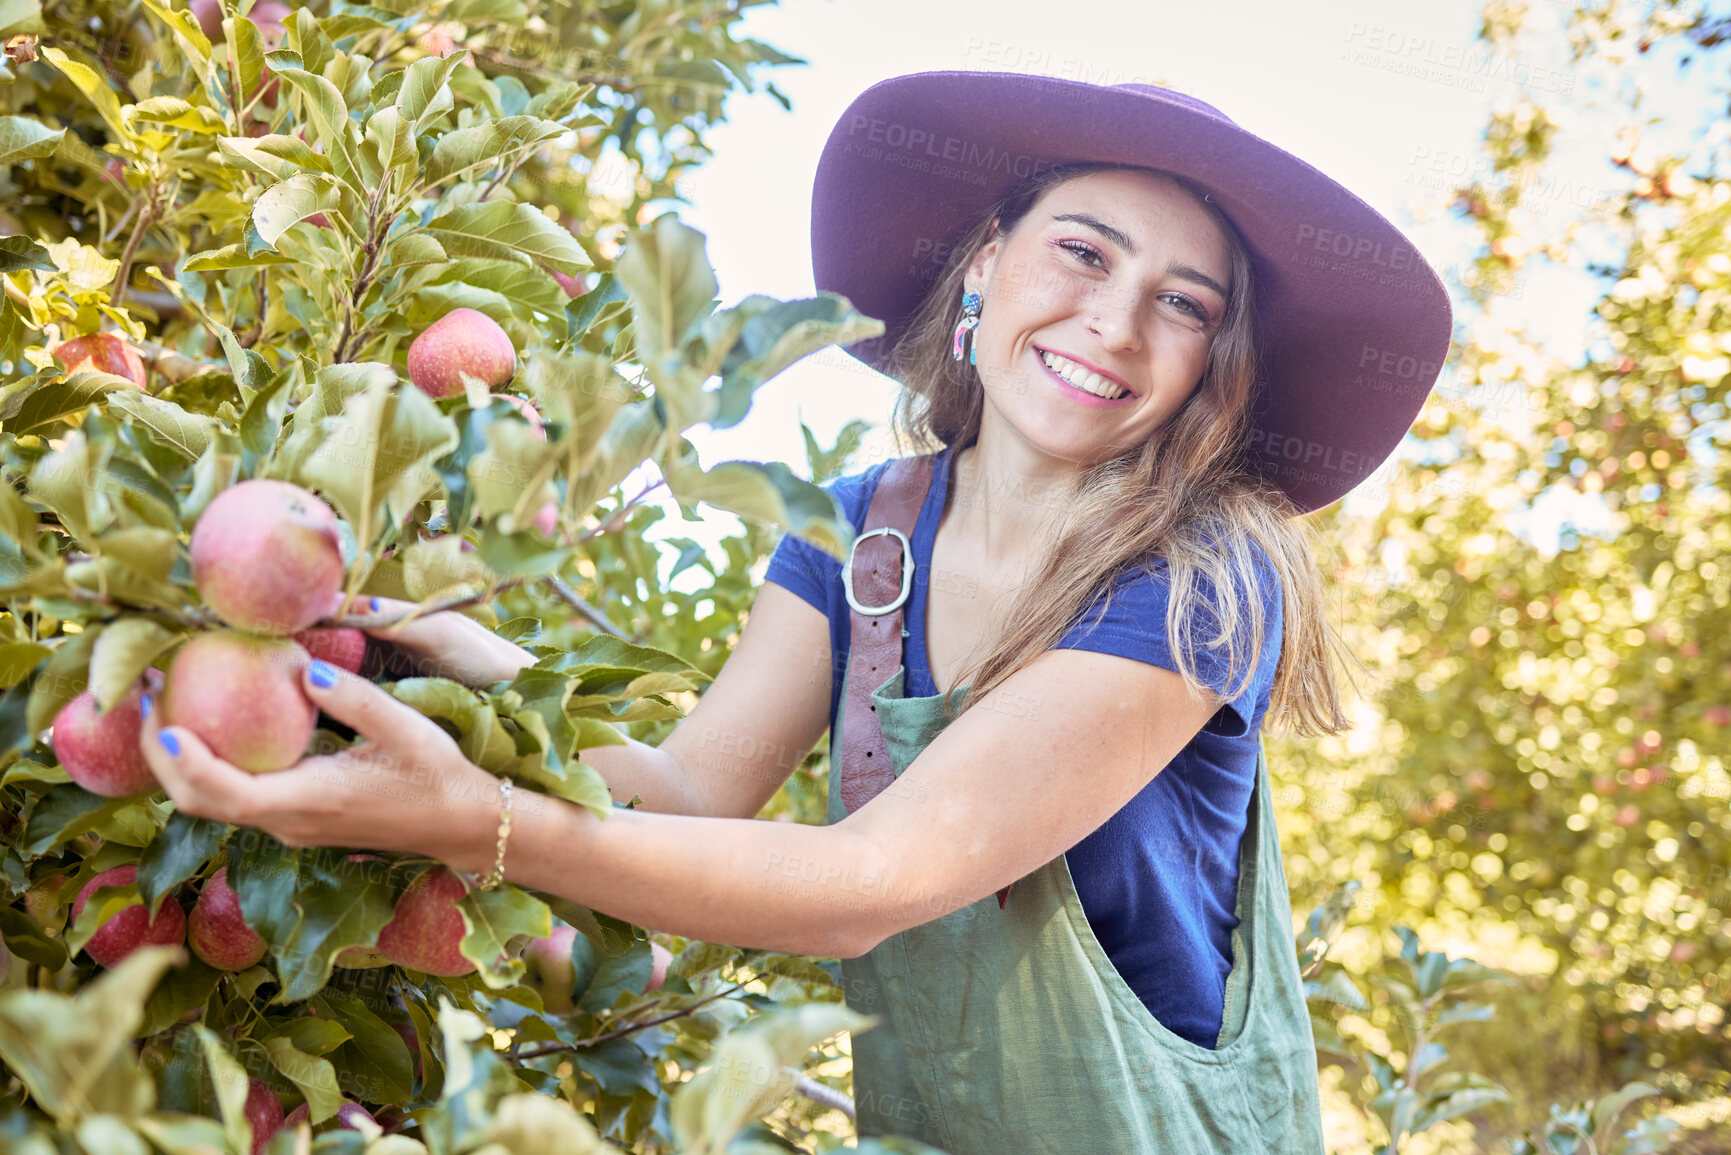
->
<box><xmin>885</xmin><ymin>162</ymin><xmax>1349</xmax><ymax>735</ymax></box>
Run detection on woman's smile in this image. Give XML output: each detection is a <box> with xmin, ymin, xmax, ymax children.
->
<box><xmin>1033</xmin><ymin>346</ymin><xmax>1139</xmax><ymax>407</ymax></box>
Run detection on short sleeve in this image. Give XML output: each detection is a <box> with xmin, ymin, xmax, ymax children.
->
<box><xmin>1054</xmin><ymin>540</ymin><xmax>1284</xmax><ymax>737</ymax></box>
<box><xmin>761</xmin><ymin>465</ymin><xmax>881</xmax><ymax>615</ymax></box>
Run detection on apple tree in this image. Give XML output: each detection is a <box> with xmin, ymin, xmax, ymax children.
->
<box><xmin>0</xmin><ymin>1</ymin><xmax>937</xmax><ymax>1152</ymax></box>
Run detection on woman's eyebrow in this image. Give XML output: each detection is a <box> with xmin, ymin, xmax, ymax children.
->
<box><xmin>1050</xmin><ymin>212</ymin><xmax>1228</xmax><ymax>299</ymax></box>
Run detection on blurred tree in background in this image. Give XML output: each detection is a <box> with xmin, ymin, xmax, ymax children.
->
<box><xmin>1269</xmin><ymin>0</ymin><xmax>1731</xmax><ymax>1147</ymax></box>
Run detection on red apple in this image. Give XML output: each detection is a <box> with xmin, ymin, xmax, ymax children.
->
<box><xmin>244</xmin><ymin>1077</ymin><xmax>284</xmax><ymax>1155</ymax></box>
<box><xmin>406</xmin><ymin>308</ymin><xmax>516</xmax><ymax>399</ymax></box>
<box><xmin>51</xmin><ymin>685</ymin><xmax>159</xmax><ymax>797</ymax></box>
<box><xmin>289</xmin><ymin>627</ymin><xmax>367</xmax><ymax>675</ymax></box>
<box><xmin>496</xmin><ymin>395</ymin><xmax>559</xmax><ymax>537</ymax></box>
<box><xmin>191</xmin><ymin>480</ymin><xmax>345</xmax><ymax>634</ymax></box>
<box><xmin>280</xmin><ymin>1099</ymin><xmax>376</xmax><ymax>1135</ymax></box>
<box><xmin>375</xmin><ymin>867</ymin><xmax>476</xmax><ymax>976</ymax></box>
<box><xmin>521</xmin><ymin>924</ymin><xmax>578</xmax><ymax>1014</ymax></box>
<box><xmin>51</xmin><ymin>332</ymin><xmax>146</xmax><ymax>389</ymax></box>
<box><xmin>161</xmin><ymin>632</ymin><xmax>316</xmax><ymax>773</ymax></box>
<box><xmin>188</xmin><ymin>866</ymin><xmax>267</xmax><ymax>971</ymax></box>
<box><xmin>71</xmin><ymin>865</ymin><xmax>186</xmax><ymax>968</ymax></box>
<box><xmin>549</xmin><ymin>268</ymin><xmax>584</xmax><ymax>297</ymax></box>
<box><xmin>645</xmin><ymin>941</ymin><xmax>673</xmax><ymax>993</ymax></box>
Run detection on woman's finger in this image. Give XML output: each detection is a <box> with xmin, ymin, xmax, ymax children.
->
<box><xmin>300</xmin><ymin>658</ymin><xmax>448</xmax><ymax>754</ymax></box>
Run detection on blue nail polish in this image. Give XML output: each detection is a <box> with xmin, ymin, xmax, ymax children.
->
<box><xmin>139</xmin><ymin>692</ymin><xmax>152</xmax><ymax>719</ymax></box>
<box><xmin>370</xmin><ymin>596</ymin><xmax>380</xmax><ymax>612</ymax></box>
<box><xmin>158</xmin><ymin>731</ymin><xmax>180</xmax><ymax>756</ymax></box>
<box><xmin>309</xmin><ymin>659</ymin><xmax>337</xmax><ymax>688</ymax></box>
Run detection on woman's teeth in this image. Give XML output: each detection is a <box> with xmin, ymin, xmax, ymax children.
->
<box><xmin>1039</xmin><ymin>351</ymin><xmax>1127</xmax><ymax>400</ymax></box>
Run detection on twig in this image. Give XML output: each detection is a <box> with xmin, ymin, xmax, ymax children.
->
<box><xmin>328</xmin><ymin>576</ymin><xmax>533</xmax><ymax>629</ymax></box>
<box><xmin>572</xmin><ymin>479</ymin><xmax>667</xmax><ymax>545</ymax></box>
<box><xmin>132</xmin><ymin>340</ymin><xmax>205</xmax><ymax>384</ymax></box>
<box><xmin>110</xmin><ymin>185</ymin><xmax>162</xmax><ymax>308</ymax></box>
<box><xmin>239</xmin><ymin>274</ymin><xmax>269</xmax><ymax>349</ymax></box>
<box><xmin>510</xmin><ymin>981</ymin><xmax>748</xmax><ymax>1062</ymax></box>
<box><xmin>332</xmin><ymin>183</ymin><xmax>390</xmax><ymax>363</ymax></box>
<box><xmin>792</xmin><ymin>1072</ymin><xmax>855</xmax><ymax>1121</ymax></box>
<box><xmin>540</xmin><ymin>575</ymin><xmax>628</xmax><ymax>639</ymax></box>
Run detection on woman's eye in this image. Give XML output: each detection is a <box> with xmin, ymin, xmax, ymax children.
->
<box><xmin>1163</xmin><ymin>293</ymin><xmax>1210</xmax><ymax>323</ymax></box>
<box><xmin>1058</xmin><ymin>241</ymin><xmax>1103</xmax><ymax>267</ymax></box>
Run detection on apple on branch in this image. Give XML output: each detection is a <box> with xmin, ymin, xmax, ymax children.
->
<box><xmin>375</xmin><ymin>867</ymin><xmax>478</xmax><ymax>977</ymax></box>
<box><xmin>188</xmin><ymin>865</ymin><xmax>268</xmax><ymax>971</ymax></box>
<box><xmin>51</xmin><ymin>684</ymin><xmax>160</xmax><ymax>798</ymax></box>
<box><xmin>407</xmin><ymin>308</ymin><xmax>517</xmax><ymax>399</ymax></box>
<box><xmin>160</xmin><ymin>632</ymin><xmax>318</xmax><ymax>774</ymax></box>
<box><xmin>191</xmin><ymin>480</ymin><xmax>346</xmax><ymax>635</ymax></box>
<box><xmin>71</xmin><ymin>865</ymin><xmax>186</xmax><ymax>968</ymax></box>
<box><xmin>51</xmin><ymin>332</ymin><xmax>147</xmax><ymax>389</ymax></box>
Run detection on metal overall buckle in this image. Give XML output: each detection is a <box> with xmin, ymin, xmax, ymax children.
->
<box><xmin>841</xmin><ymin>527</ymin><xmax>915</xmax><ymax>616</ymax></box>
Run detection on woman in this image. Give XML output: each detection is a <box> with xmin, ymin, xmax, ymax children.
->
<box><xmin>141</xmin><ymin>73</ymin><xmax>1451</xmax><ymax>1151</ymax></box>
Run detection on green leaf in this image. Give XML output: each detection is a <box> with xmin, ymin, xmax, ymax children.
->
<box><xmin>315</xmin><ymin>988</ymin><xmax>414</xmax><ymax>1106</ymax></box>
<box><xmin>0</xmin><ymin>946</ymin><xmax>179</xmax><ymax>1126</ymax></box>
<box><xmin>8</xmin><ymin>372</ymin><xmax>136</xmax><ymax>438</ymax></box>
<box><xmin>363</xmin><ymin>104</ymin><xmax>414</xmax><ymax>178</ymax></box>
<box><xmin>421</xmin><ymin>201</ymin><xmax>590</xmax><ymax>276</ymax></box>
<box><xmin>0</xmin><ymin>905</ymin><xmax>68</xmax><ymax>970</ymax></box>
<box><xmin>576</xmin><ymin>937</ymin><xmax>652</xmax><ymax>1013</ymax></box>
<box><xmin>195</xmin><ymin>1024</ymin><xmax>256</xmax><ymax>1154</ymax></box>
<box><xmin>252</xmin><ymin>173</ymin><xmax>345</xmax><ymax>248</ymax></box>
<box><xmin>1590</xmin><ymin>1081</ymin><xmax>1662</xmax><ymax>1136</ymax></box>
<box><xmin>216</xmin><ymin>133</ymin><xmax>333</xmax><ymax>180</ymax></box>
<box><xmin>396</xmin><ymin>52</ymin><xmax>462</xmax><ymax>133</ymax></box>
<box><xmin>229</xmin><ymin>833</ymin><xmax>301</xmax><ymax>953</ymax></box>
<box><xmin>40</xmin><ymin>48</ymin><xmax>131</xmax><ymax>144</ymax></box>
<box><xmin>273</xmin><ymin>1017</ymin><xmax>352</xmax><ymax>1056</ymax></box>
<box><xmin>23</xmin><ymin>785</ymin><xmax>131</xmax><ymax>857</ymax></box>
<box><xmin>265</xmin><ymin>59</ymin><xmax>363</xmax><ymax>190</ymax></box>
<box><xmin>456</xmin><ymin>884</ymin><xmax>550</xmax><ymax>988</ymax></box>
<box><xmin>87</xmin><ymin>616</ymin><xmax>181</xmax><ymax>714</ymax></box>
<box><xmin>105</xmin><ymin>391</ymin><xmax>216</xmax><ymax>460</ymax></box>
<box><xmin>426</xmin><ymin>115</ymin><xmax>567</xmax><ymax>185</ymax></box>
<box><xmin>272</xmin><ymin>849</ymin><xmax>398</xmax><ymax>1003</ymax></box>
<box><xmin>665</xmin><ymin>458</ymin><xmax>851</xmax><ymax>560</ymax></box>
<box><xmin>238</xmin><ymin>361</ymin><xmax>293</xmax><ymax>466</ymax></box>
<box><xmin>0</xmin><ymin>117</ymin><xmax>63</xmax><ymax>167</ymax></box>
<box><xmin>614</xmin><ymin>215</ymin><xmax>719</xmax><ymax>362</ymax></box>
<box><xmin>182</xmin><ymin>243</ymin><xmax>298</xmax><ymax>271</ymax></box>
<box><xmin>131</xmin><ymin>97</ymin><xmax>226</xmax><ymax>134</ymax></box>
<box><xmin>26</xmin><ymin>624</ymin><xmax>100</xmax><ymax>738</ymax></box>
<box><xmin>298</xmin><ymin>373</ymin><xmax>457</xmax><ymax>558</ymax></box>
<box><xmin>0</xmin><ymin>642</ymin><xmax>50</xmax><ymax>688</ymax></box>
<box><xmin>138</xmin><ymin>957</ymin><xmax>222</xmax><ymax>1037</ymax></box>
<box><xmin>707</xmin><ymin>294</ymin><xmax>884</xmax><ymax>429</ymax></box>
<box><xmin>136</xmin><ymin>812</ymin><xmax>227</xmax><ymax>917</ymax></box>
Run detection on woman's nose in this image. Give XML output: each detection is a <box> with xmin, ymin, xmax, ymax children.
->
<box><xmin>1087</xmin><ymin>293</ymin><xmax>1141</xmax><ymax>352</ymax></box>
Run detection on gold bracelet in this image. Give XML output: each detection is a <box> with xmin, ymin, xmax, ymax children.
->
<box><xmin>477</xmin><ymin>779</ymin><xmax>514</xmax><ymax>891</ymax></box>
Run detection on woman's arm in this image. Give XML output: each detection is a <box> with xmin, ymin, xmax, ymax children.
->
<box><xmin>355</xmin><ymin>583</ymin><xmax>835</xmax><ymax>820</ymax></box>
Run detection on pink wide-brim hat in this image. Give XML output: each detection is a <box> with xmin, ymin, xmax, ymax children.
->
<box><xmin>810</xmin><ymin>71</ymin><xmax>1455</xmax><ymax>513</ymax></box>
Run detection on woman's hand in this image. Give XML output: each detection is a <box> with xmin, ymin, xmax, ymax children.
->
<box><xmin>138</xmin><ymin>655</ymin><xmax>502</xmax><ymax>871</ymax></box>
<box><xmin>342</xmin><ymin>593</ymin><xmax>539</xmax><ymax>689</ymax></box>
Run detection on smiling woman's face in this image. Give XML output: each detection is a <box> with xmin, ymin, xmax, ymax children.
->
<box><xmin>962</xmin><ymin>168</ymin><xmax>1232</xmax><ymax>468</ymax></box>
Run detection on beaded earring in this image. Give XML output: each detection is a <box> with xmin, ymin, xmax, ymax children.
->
<box><xmin>951</xmin><ymin>290</ymin><xmax>982</xmax><ymax>365</ymax></box>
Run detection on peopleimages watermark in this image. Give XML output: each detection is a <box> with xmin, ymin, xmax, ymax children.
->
<box><xmin>1342</xmin><ymin>23</ymin><xmax>1576</xmax><ymax>95</ymax></box>
<box><xmin>843</xmin><ymin>116</ymin><xmax>1059</xmax><ymax>187</ymax></box>
<box><xmin>958</xmin><ymin>37</ymin><xmax>1157</xmax><ymax>92</ymax></box>
<box><xmin>1408</xmin><ymin>146</ymin><xmax>1616</xmax><ymax>214</ymax></box>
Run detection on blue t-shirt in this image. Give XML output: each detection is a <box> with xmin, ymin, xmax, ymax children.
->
<box><xmin>762</xmin><ymin>443</ymin><xmax>1284</xmax><ymax>1049</ymax></box>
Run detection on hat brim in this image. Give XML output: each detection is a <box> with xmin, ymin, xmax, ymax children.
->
<box><xmin>811</xmin><ymin>70</ymin><xmax>1455</xmax><ymax>513</ymax></box>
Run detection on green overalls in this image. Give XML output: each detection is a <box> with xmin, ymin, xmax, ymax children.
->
<box><xmin>829</xmin><ymin>666</ymin><xmax>1326</xmax><ymax>1153</ymax></box>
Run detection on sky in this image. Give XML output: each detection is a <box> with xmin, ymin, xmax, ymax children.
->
<box><xmin>614</xmin><ymin>0</ymin><xmax>1715</xmax><ymax>570</ymax></box>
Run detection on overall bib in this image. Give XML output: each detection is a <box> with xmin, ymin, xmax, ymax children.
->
<box><xmin>828</xmin><ymin>665</ymin><xmax>1326</xmax><ymax>1153</ymax></box>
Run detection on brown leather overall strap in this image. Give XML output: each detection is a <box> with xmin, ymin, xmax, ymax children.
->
<box><xmin>836</xmin><ymin>452</ymin><xmax>1013</xmax><ymax>910</ymax></box>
